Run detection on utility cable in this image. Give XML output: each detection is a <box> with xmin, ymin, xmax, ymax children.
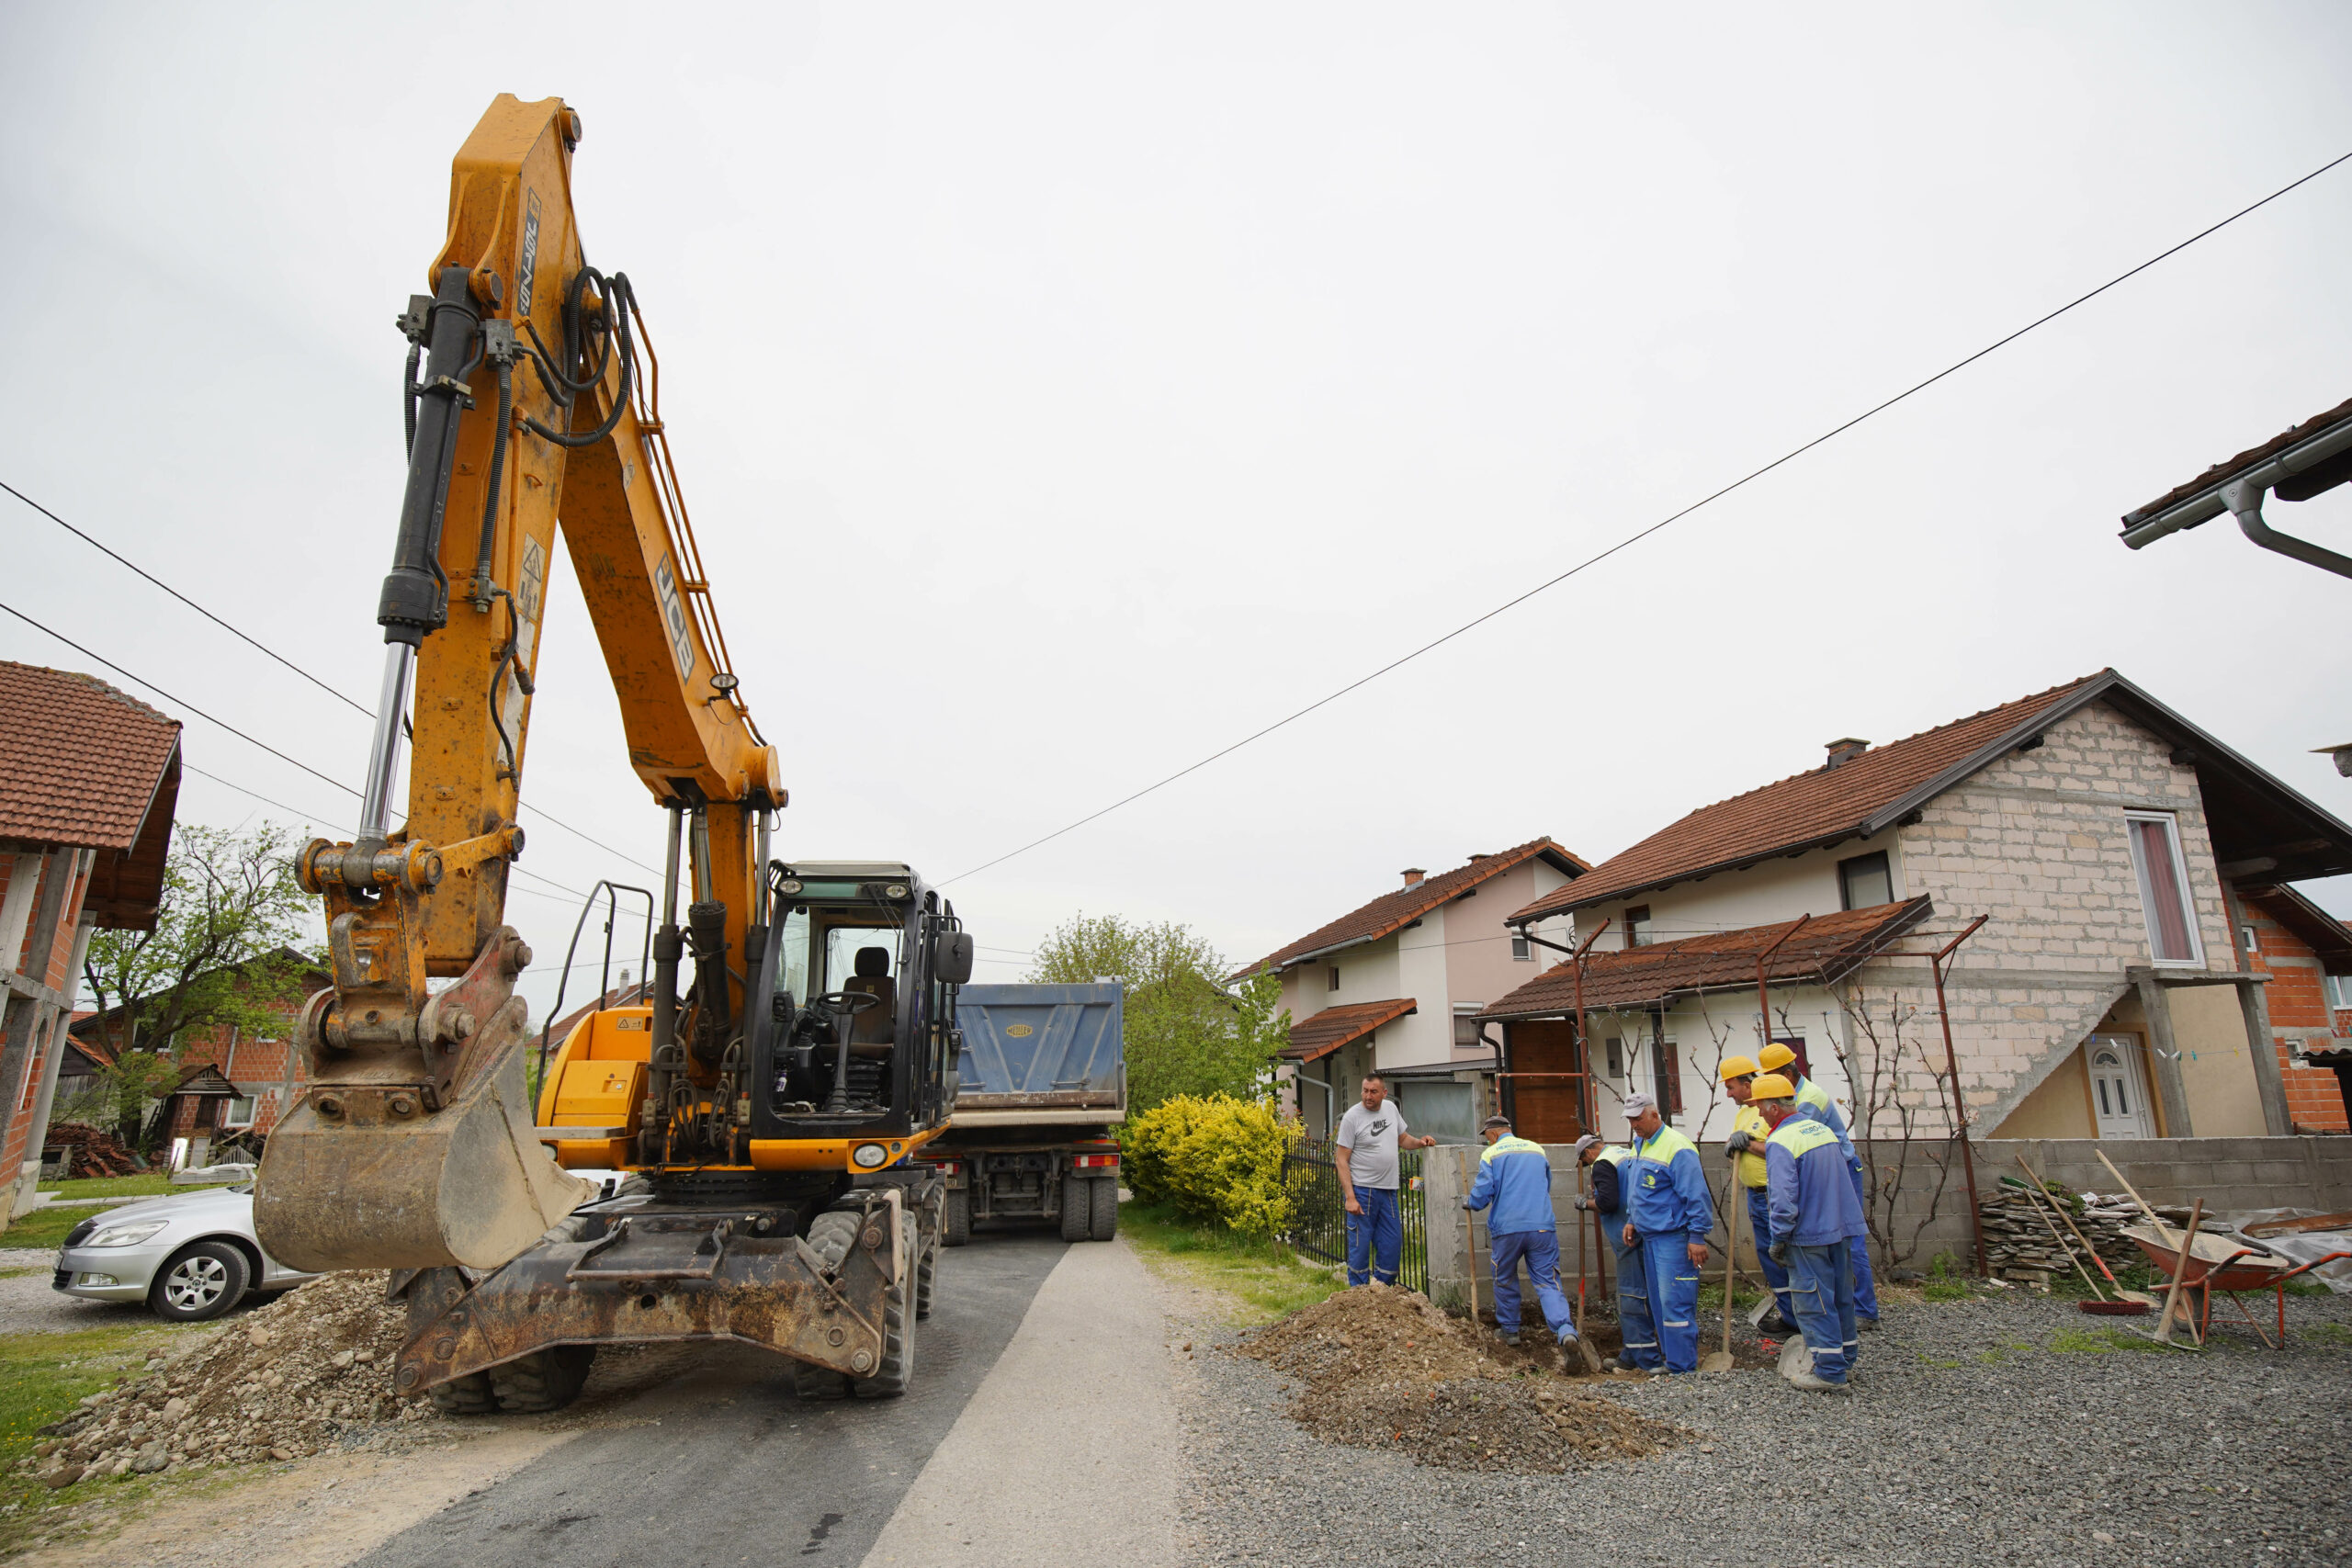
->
<box><xmin>3</xmin><ymin>480</ymin><xmax>376</xmax><ymax>720</ymax></box>
<box><xmin>941</xmin><ymin>143</ymin><xmax>2352</xmax><ymax>886</ymax></box>
<box><xmin>0</xmin><ymin>482</ymin><xmax>664</xmax><ymax>879</ymax></box>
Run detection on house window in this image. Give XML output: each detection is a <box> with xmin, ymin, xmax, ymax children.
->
<box><xmin>1510</xmin><ymin>934</ymin><xmax>1533</xmax><ymax>961</ymax></box>
<box><xmin>1838</xmin><ymin>851</ymin><xmax>1893</xmax><ymax>911</ymax></box>
<box><xmin>2324</xmin><ymin>973</ymin><xmax>2352</xmax><ymax>1010</ymax></box>
<box><xmin>221</xmin><ymin>1096</ymin><xmax>257</xmax><ymax>1129</ymax></box>
<box><xmin>1453</xmin><ymin>1007</ymin><xmax>1483</xmax><ymax>1050</ymax></box>
<box><xmin>1604</xmin><ymin>1036</ymin><xmax>1623</xmax><ymax>1077</ymax></box>
<box><xmin>1656</xmin><ymin>1036</ymin><xmax>1683</xmax><ymax>1117</ymax></box>
<box><xmin>1329</xmin><ymin>965</ymin><xmax>1340</xmax><ymax>992</ymax></box>
<box><xmin>1623</xmin><ymin>907</ymin><xmax>1652</xmax><ymax>948</ymax></box>
<box><xmin>2124</xmin><ymin>812</ymin><xmax>2202</xmax><ymax>966</ymax></box>
<box><xmin>2240</xmin><ymin>925</ymin><xmax>2258</xmax><ymax>953</ymax></box>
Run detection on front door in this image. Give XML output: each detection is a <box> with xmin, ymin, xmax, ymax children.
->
<box><xmin>2086</xmin><ymin>1034</ymin><xmax>2154</xmax><ymax>1139</ymax></box>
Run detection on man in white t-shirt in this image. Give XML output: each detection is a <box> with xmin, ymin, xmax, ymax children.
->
<box><xmin>1335</xmin><ymin>1074</ymin><xmax>1436</xmax><ymax>1286</ymax></box>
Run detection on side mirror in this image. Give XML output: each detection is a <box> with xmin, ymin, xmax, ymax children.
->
<box><xmin>931</xmin><ymin>931</ymin><xmax>975</xmax><ymax>986</ymax></box>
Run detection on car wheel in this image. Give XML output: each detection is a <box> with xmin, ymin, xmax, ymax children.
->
<box><xmin>149</xmin><ymin>1241</ymin><xmax>250</xmax><ymax>1322</ymax></box>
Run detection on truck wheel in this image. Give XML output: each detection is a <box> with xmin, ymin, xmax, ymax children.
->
<box><xmin>1090</xmin><ymin>1177</ymin><xmax>1120</xmax><ymax>1242</ymax></box>
<box><xmin>491</xmin><ymin>1346</ymin><xmax>595</xmax><ymax>1413</ymax></box>
<box><xmin>1059</xmin><ymin>1179</ymin><xmax>1091</xmax><ymax>1243</ymax></box>
<box><xmin>944</xmin><ymin>1190</ymin><xmax>971</xmax><ymax>1247</ymax></box>
<box><xmin>853</xmin><ymin>1233</ymin><xmax>917</xmax><ymax>1399</ymax></box>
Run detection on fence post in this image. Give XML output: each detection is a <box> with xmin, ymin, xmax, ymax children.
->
<box><xmin>1422</xmin><ymin>1144</ymin><xmax>1473</xmax><ymax>1315</ymax></box>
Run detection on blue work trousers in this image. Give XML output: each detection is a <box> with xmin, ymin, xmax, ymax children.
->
<box><xmin>1638</xmin><ymin>1230</ymin><xmax>1702</xmax><ymax>1373</ymax></box>
<box><xmin>1489</xmin><ymin>1228</ymin><xmax>1576</xmax><ymax>1342</ymax></box>
<box><xmin>1346</xmin><ymin>1186</ymin><xmax>1402</xmax><ymax>1286</ymax></box>
<box><xmin>1786</xmin><ymin>1238</ymin><xmax>1859</xmax><ymax>1383</ymax></box>
<box><xmin>1847</xmin><ymin>1163</ymin><xmax>1880</xmax><ymax>1320</ymax></box>
<box><xmin>1746</xmin><ymin>1186</ymin><xmax>1795</xmax><ymax>1325</ymax></box>
<box><xmin>1610</xmin><ymin>1232</ymin><xmax>1659</xmax><ymax>1369</ymax></box>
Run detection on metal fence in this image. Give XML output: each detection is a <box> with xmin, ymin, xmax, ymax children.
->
<box><xmin>1281</xmin><ymin>1137</ymin><xmax>1428</xmax><ymax>1294</ymax></box>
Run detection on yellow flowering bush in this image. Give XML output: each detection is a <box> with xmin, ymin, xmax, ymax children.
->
<box><xmin>1122</xmin><ymin>1093</ymin><xmax>1300</xmax><ymax>1237</ymax></box>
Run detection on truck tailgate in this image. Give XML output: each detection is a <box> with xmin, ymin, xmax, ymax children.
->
<box><xmin>954</xmin><ymin>983</ymin><xmax>1124</xmax><ymax>1114</ymax></box>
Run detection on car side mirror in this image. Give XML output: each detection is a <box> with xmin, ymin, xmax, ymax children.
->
<box><xmin>931</xmin><ymin>931</ymin><xmax>974</xmax><ymax>985</ymax></box>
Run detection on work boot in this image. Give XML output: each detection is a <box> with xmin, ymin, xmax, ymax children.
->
<box><xmin>1499</xmin><ymin>1330</ymin><xmax>1521</xmax><ymax>1348</ymax></box>
<box><xmin>1784</xmin><ymin>1368</ymin><xmax>1848</xmax><ymax>1392</ymax></box>
<box><xmin>1758</xmin><ymin>1312</ymin><xmax>1797</xmax><ymax>1337</ymax></box>
<box><xmin>1858</xmin><ymin>1315</ymin><xmax>1882</xmax><ymax>1333</ymax></box>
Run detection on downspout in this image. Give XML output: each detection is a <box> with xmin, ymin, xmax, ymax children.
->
<box><xmin>2221</xmin><ymin>478</ymin><xmax>2352</xmax><ymax>581</ymax></box>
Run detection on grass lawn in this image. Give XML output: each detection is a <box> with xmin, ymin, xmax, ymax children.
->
<box><xmin>38</xmin><ymin>1174</ymin><xmax>241</xmax><ymax>1200</ymax></box>
<box><xmin>1119</xmin><ymin>1200</ymin><xmax>1347</xmax><ymax>1324</ymax></box>
<box><xmin>0</xmin><ymin>1206</ymin><xmax>89</xmax><ymax>1253</ymax></box>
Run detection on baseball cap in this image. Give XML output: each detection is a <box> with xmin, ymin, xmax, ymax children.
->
<box><xmin>1571</xmin><ymin>1134</ymin><xmax>1601</xmax><ymax>1156</ymax></box>
<box><xmin>1621</xmin><ymin>1092</ymin><xmax>1656</xmax><ymax>1115</ymax></box>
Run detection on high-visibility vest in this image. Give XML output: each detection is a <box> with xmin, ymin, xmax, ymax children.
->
<box><xmin>1732</xmin><ymin>1102</ymin><xmax>1770</xmax><ymax>1190</ymax></box>
<box><xmin>1479</xmin><ymin>1134</ymin><xmax>1548</xmax><ymax>1165</ymax></box>
<box><xmin>1595</xmin><ymin>1145</ymin><xmax>1631</xmax><ymax>1167</ymax></box>
<box><xmin>1767</xmin><ymin>1116</ymin><xmax>1842</xmax><ymax>1160</ymax></box>
<box><xmin>1794</xmin><ymin>1076</ymin><xmax>1860</xmax><ymax>1164</ymax></box>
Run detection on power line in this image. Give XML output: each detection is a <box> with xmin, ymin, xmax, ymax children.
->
<box><xmin>2</xmin><ymin>480</ymin><xmax>668</xmax><ymax>881</ymax></box>
<box><xmin>4</xmin><ymin>479</ymin><xmax>376</xmax><ymax>719</ymax></box>
<box><xmin>941</xmin><ymin>144</ymin><xmax>2352</xmax><ymax>886</ymax></box>
<box><xmin>4</xmin><ymin>601</ymin><xmax>359</xmax><ymax>798</ymax></box>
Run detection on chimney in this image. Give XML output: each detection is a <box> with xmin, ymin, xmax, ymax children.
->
<box><xmin>1400</xmin><ymin>867</ymin><xmax>1427</xmax><ymax>888</ymax></box>
<box><xmin>1824</xmin><ymin>738</ymin><xmax>1870</xmax><ymax>770</ymax></box>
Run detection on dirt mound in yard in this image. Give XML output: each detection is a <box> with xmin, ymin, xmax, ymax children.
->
<box><xmin>1239</xmin><ymin>1284</ymin><xmax>1688</xmax><ymax>1474</ymax></box>
<box><xmin>21</xmin><ymin>1272</ymin><xmax>444</xmax><ymax>1490</ymax></box>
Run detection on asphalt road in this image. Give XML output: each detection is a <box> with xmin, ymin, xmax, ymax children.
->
<box><xmin>348</xmin><ymin>1234</ymin><xmax>1069</xmax><ymax>1568</ymax></box>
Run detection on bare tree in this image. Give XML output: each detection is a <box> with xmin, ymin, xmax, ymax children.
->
<box><xmin>1817</xmin><ymin>986</ymin><xmax>1961</xmax><ymax>1269</ymax></box>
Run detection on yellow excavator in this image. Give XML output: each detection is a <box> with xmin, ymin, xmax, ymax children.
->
<box><xmin>255</xmin><ymin>94</ymin><xmax>971</xmax><ymax>1410</ymax></box>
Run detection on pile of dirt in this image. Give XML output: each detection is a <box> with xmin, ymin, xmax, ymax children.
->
<box><xmin>21</xmin><ymin>1272</ymin><xmax>444</xmax><ymax>1490</ymax></box>
<box><xmin>1239</xmin><ymin>1284</ymin><xmax>1688</xmax><ymax>1474</ymax></box>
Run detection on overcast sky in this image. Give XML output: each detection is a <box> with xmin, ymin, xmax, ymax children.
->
<box><xmin>6</xmin><ymin>3</ymin><xmax>2352</xmax><ymax>1022</ymax></box>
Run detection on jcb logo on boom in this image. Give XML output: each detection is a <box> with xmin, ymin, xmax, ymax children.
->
<box><xmin>655</xmin><ymin>553</ymin><xmax>695</xmax><ymax>681</ymax></box>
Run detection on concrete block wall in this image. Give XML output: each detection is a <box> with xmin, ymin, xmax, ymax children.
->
<box><xmin>1889</xmin><ymin>701</ymin><xmax>2240</xmax><ymax>1132</ymax></box>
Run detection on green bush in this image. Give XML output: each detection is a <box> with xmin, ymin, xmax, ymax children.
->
<box><xmin>1121</xmin><ymin>1093</ymin><xmax>1298</xmax><ymax>1237</ymax></box>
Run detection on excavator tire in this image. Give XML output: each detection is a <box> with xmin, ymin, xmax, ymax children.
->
<box><xmin>1090</xmin><ymin>1177</ymin><xmax>1120</xmax><ymax>1242</ymax></box>
<box><xmin>915</xmin><ymin>1233</ymin><xmax>938</xmax><ymax>1320</ymax></box>
<box><xmin>429</xmin><ymin>1376</ymin><xmax>498</xmax><ymax>1416</ymax></box>
<box><xmin>944</xmin><ymin>1190</ymin><xmax>971</xmax><ymax>1247</ymax></box>
<box><xmin>793</xmin><ymin>1211</ymin><xmax>865</xmax><ymax>1400</ymax></box>
<box><xmin>491</xmin><ymin>1346</ymin><xmax>595</xmax><ymax>1414</ymax></box>
<box><xmin>1059</xmin><ymin>1179</ymin><xmax>1091</xmax><ymax>1243</ymax></box>
<box><xmin>853</xmin><ymin>1231</ymin><xmax>917</xmax><ymax>1399</ymax></box>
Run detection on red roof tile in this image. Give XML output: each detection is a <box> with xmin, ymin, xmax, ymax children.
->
<box><xmin>1282</xmin><ymin>998</ymin><xmax>1418</xmax><ymax>1063</ymax></box>
<box><xmin>1237</xmin><ymin>838</ymin><xmax>1589</xmax><ymax>980</ymax></box>
<box><xmin>0</xmin><ymin>661</ymin><xmax>182</xmax><ymax>852</ymax></box>
<box><xmin>1510</xmin><ymin>674</ymin><xmax>2111</xmax><ymax>922</ymax></box>
<box><xmin>2126</xmin><ymin>395</ymin><xmax>2352</xmax><ymax>523</ymax></box>
<box><xmin>1477</xmin><ymin>898</ymin><xmax>1934</xmax><ymax>1020</ymax></box>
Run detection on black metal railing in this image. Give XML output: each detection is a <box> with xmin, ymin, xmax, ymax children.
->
<box><xmin>1281</xmin><ymin>1137</ymin><xmax>1428</xmax><ymax>1294</ymax></box>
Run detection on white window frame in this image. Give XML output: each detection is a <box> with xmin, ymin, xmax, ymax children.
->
<box><xmin>1510</xmin><ymin>933</ymin><xmax>1533</xmax><ymax>961</ymax></box>
<box><xmin>220</xmin><ymin>1095</ymin><xmax>257</xmax><ymax>1130</ymax></box>
<box><xmin>2324</xmin><ymin>973</ymin><xmax>2351</xmax><ymax>1011</ymax></box>
<box><xmin>2123</xmin><ymin>810</ymin><xmax>2204</xmax><ymax>968</ymax></box>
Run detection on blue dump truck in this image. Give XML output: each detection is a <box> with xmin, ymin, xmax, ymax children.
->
<box><xmin>929</xmin><ymin>983</ymin><xmax>1125</xmax><ymax>1246</ymax></box>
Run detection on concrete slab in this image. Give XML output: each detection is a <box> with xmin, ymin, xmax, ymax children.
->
<box><xmin>859</xmin><ymin>1235</ymin><xmax>1178</xmax><ymax>1568</ymax></box>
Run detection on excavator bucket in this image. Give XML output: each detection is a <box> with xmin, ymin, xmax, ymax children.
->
<box><xmin>256</xmin><ymin>1005</ymin><xmax>591</xmax><ymax>1274</ymax></box>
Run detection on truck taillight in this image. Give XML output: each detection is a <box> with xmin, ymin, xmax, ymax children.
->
<box><xmin>1072</xmin><ymin>1154</ymin><xmax>1120</xmax><ymax>1169</ymax></box>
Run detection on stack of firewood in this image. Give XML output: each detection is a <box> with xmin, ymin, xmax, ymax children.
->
<box><xmin>1976</xmin><ymin>1179</ymin><xmax>2139</xmax><ymax>1285</ymax></box>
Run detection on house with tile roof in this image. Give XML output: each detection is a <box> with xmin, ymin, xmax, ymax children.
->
<box><xmin>1479</xmin><ymin>670</ymin><xmax>2352</xmax><ymax>1154</ymax></box>
<box><xmin>0</xmin><ymin>660</ymin><xmax>184</xmax><ymax>1215</ymax></box>
<box><xmin>1234</xmin><ymin>838</ymin><xmax>1589</xmax><ymax>1141</ymax></box>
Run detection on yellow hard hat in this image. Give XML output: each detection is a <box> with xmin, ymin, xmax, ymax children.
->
<box><xmin>1749</xmin><ymin>1072</ymin><xmax>1796</xmax><ymax>1100</ymax></box>
<box><xmin>1719</xmin><ymin>1055</ymin><xmax>1758</xmax><ymax>1082</ymax></box>
<box><xmin>1758</xmin><ymin>1043</ymin><xmax>1798</xmax><ymax>1073</ymax></box>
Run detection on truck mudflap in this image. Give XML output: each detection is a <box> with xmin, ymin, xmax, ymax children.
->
<box><xmin>393</xmin><ymin>1190</ymin><xmax>907</xmax><ymax>1394</ymax></box>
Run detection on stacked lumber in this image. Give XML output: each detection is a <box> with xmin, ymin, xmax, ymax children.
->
<box><xmin>42</xmin><ymin>1122</ymin><xmax>145</xmax><ymax>1179</ymax></box>
<box><xmin>1976</xmin><ymin>1179</ymin><xmax>2139</xmax><ymax>1286</ymax></box>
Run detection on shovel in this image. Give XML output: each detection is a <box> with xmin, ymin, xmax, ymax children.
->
<box><xmin>1699</xmin><ymin>1180</ymin><xmax>1739</xmax><ymax>1372</ymax></box>
<box><xmin>2019</xmin><ymin>1156</ymin><xmax>2155</xmax><ymax>1310</ymax></box>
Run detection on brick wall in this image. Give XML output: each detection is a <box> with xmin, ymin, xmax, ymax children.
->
<box><xmin>1882</xmin><ymin>700</ymin><xmax>2245</xmax><ymax>1133</ymax></box>
<box><xmin>2236</xmin><ymin>901</ymin><xmax>2351</xmax><ymax>1134</ymax></box>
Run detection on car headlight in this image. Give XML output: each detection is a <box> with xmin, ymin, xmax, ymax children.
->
<box><xmin>85</xmin><ymin>1222</ymin><xmax>167</xmax><ymax>1248</ymax></box>
<box><xmin>851</xmin><ymin>1143</ymin><xmax>889</xmax><ymax>1169</ymax></box>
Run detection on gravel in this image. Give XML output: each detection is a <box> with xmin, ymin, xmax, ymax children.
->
<box><xmin>1179</xmin><ymin>1288</ymin><xmax>2352</xmax><ymax>1566</ymax></box>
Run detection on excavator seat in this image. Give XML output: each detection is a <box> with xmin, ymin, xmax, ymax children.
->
<box><xmin>844</xmin><ymin>946</ymin><xmax>896</xmax><ymax>1049</ymax></box>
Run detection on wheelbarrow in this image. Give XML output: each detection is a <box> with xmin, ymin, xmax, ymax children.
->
<box><xmin>2123</xmin><ymin>1224</ymin><xmax>2350</xmax><ymax>1349</ymax></box>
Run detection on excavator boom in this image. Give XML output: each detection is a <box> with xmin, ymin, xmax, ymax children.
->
<box><xmin>256</xmin><ymin>96</ymin><xmax>781</xmax><ymax>1273</ymax></box>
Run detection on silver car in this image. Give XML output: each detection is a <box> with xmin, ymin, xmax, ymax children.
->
<box><xmin>51</xmin><ymin>1184</ymin><xmax>317</xmax><ymax>1321</ymax></box>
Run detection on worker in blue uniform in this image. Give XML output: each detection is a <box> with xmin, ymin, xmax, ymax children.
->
<box><xmin>1757</xmin><ymin>1043</ymin><xmax>1879</xmax><ymax>1327</ymax></box>
<box><xmin>1461</xmin><ymin>1114</ymin><xmax>1580</xmax><ymax>1369</ymax></box>
<box><xmin>1755</xmin><ymin>1071</ymin><xmax>1865</xmax><ymax>1390</ymax></box>
<box><xmin>1573</xmin><ymin>1132</ymin><xmax>1655</xmax><ymax>1371</ymax></box>
<box><xmin>1718</xmin><ymin>1055</ymin><xmax>1798</xmax><ymax>1336</ymax></box>
<box><xmin>1617</xmin><ymin>1091</ymin><xmax>1713</xmax><ymax>1374</ymax></box>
